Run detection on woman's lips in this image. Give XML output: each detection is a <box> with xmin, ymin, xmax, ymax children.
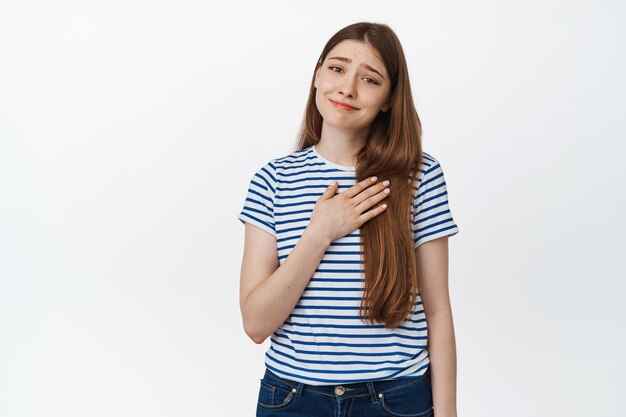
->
<box><xmin>330</xmin><ymin>99</ymin><xmax>358</xmax><ymax>111</ymax></box>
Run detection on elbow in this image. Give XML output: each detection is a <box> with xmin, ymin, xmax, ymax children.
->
<box><xmin>247</xmin><ymin>328</ymin><xmax>267</xmax><ymax>345</ymax></box>
<box><xmin>250</xmin><ymin>334</ymin><xmax>267</xmax><ymax>345</ymax></box>
<box><xmin>243</xmin><ymin>318</ymin><xmax>268</xmax><ymax>345</ymax></box>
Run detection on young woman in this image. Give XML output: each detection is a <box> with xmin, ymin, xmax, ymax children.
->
<box><xmin>238</xmin><ymin>22</ymin><xmax>460</xmax><ymax>417</ymax></box>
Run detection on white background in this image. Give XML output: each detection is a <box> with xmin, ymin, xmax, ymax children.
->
<box><xmin>1</xmin><ymin>1</ymin><xmax>625</xmax><ymax>416</ymax></box>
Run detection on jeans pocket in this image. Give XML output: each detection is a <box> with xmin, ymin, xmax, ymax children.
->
<box><xmin>256</xmin><ymin>377</ymin><xmax>297</xmax><ymax>411</ymax></box>
<box><xmin>378</xmin><ymin>377</ymin><xmax>433</xmax><ymax>417</ymax></box>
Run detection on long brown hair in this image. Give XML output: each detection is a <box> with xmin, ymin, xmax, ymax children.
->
<box><xmin>294</xmin><ymin>22</ymin><xmax>424</xmax><ymax>329</ymax></box>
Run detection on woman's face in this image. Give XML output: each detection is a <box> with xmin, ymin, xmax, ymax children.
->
<box><xmin>314</xmin><ymin>40</ymin><xmax>392</xmax><ymax>133</ymax></box>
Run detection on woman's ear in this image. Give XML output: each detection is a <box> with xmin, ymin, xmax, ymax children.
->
<box><xmin>382</xmin><ymin>93</ymin><xmax>394</xmax><ymax>112</ymax></box>
<box><xmin>314</xmin><ymin>66</ymin><xmax>321</xmax><ymax>89</ymax></box>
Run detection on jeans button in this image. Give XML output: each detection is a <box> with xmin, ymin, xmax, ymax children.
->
<box><xmin>335</xmin><ymin>386</ymin><xmax>345</xmax><ymax>396</ymax></box>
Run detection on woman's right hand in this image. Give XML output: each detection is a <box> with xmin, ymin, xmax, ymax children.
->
<box><xmin>308</xmin><ymin>176</ymin><xmax>391</xmax><ymax>243</ymax></box>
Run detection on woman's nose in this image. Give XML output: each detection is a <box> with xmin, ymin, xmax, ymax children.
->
<box><xmin>339</xmin><ymin>76</ymin><xmax>357</xmax><ymax>98</ymax></box>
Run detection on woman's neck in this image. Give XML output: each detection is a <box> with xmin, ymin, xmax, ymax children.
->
<box><xmin>317</xmin><ymin>122</ymin><xmax>368</xmax><ymax>167</ymax></box>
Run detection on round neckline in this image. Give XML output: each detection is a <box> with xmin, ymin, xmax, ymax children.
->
<box><xmin>311</xmin><ymin>144</ymin><xmax>356</xmax><ymax>172</ymax></box>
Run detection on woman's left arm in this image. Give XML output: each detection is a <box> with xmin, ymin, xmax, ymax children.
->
<box><xmin>416</xmin><ymin>236</ymin><xmax>458</xmax><ymax>417</ymax></box>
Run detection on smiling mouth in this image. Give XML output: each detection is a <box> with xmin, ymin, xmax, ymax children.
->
<box><xmin>330</xmin><ymin>99</ymin><xmax>358</xmax><ymax>110</ymax></box>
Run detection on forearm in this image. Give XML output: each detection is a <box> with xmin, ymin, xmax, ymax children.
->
<box><xmin>242</xmin><ymin>226</ymin><xmax>331</xmax><ymax>343</ymax></box>
<box><xmin>427</xmin><ymin>308</ymin><xmax>458</xmax><ymax>417</ymax></box>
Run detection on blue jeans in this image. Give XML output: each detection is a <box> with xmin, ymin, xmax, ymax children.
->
<box><xmin>256</xmin><ymin>367</ymin><xmax>433</xmax><ymax>417</ymax></box>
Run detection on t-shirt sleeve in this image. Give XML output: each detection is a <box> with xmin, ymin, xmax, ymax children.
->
<box><xmin>412</xmin><ymin>155</ymin><xmax>460</xmax><ymax>249</ymax></box>
<box><xmin>237</xmin><ymin>160</ymin><xmax>277</xmax><ymax>237</ymax></box>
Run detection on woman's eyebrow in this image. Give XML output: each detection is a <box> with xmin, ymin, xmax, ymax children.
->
<box><xmin>327</xmin><ymin>56</ymin><xmax>385</xmax><ymax>80</ymax></box>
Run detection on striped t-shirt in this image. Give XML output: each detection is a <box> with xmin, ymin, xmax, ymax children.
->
<box><xmin>237</xmin><ymin>144</ymin><xmax>459</xmax><ymax>386</ymax></box>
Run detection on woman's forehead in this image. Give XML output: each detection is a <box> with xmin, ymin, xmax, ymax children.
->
<box><xmin>326</xmin><ymin>40</ymin><xmax>384</xmax><ymax>67</ymax></box>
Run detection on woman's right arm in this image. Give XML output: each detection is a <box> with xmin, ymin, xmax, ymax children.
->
<box><xmin>239</xmin><ymin>223</ymin><xmax>332</xmax><ymax>344</ymax></box>
<box><xmin>239</xmin><ymin>176</ymin><xmax>391</xmax><ymax>344</ymax></box>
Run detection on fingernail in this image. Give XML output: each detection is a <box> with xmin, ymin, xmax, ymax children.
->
<box><xmin>383</xmin><ymin>180</ymin><xmax>390</xmax><ymax>186</ymax></box>
<box><xmin>371</xmin><ymin>176</ymin><xmax>378</xmax><ymax>182</ymax></box>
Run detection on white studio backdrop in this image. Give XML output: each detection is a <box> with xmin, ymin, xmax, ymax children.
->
<box><xmin>1</xmin><ymin>1</ymin><xmax>624</xmax><ymax>416</ymax></box>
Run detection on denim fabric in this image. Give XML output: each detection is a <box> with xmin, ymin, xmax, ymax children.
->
<box><xmin>256</xmin><ymin>367</ymin><xmax>433</xmax><ymax>417</ymax></box>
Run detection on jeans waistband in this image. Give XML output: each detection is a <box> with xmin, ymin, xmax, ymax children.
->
<box><xmin>262</xmin><ymin>367</ymin><xmax>430</xmax><ymax>400</ymax></box>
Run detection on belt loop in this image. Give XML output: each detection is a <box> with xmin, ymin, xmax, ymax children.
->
<box><xmin>367</xmin><ymin>381</ymin><xmax>378</xmax><ymax>404</ymax></box>
<box><xmin>295</xmin><ymin>382</ymin><xmax>304</xmax><ymax>396</ymax></box>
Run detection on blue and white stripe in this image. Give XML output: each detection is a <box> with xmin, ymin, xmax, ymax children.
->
<box><xmin>238</xmin><ymin>144</ymin><xmax>459</xmax><ymax>385</ymax></box>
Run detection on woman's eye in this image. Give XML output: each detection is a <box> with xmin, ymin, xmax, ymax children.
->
<box><xmin>328</xmin><ymin>66</ymin><xmax>378</xmax><ymax>85</ymax></box>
